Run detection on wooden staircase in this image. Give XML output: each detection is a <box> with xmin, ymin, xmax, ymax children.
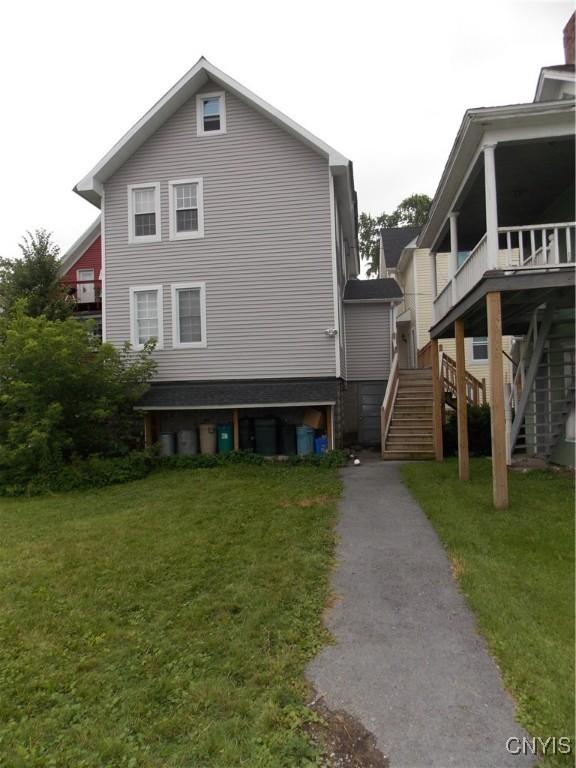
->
<box><xmin>382</xmin><ymin>368</ymin><xmax>435</xmax><ymax>460</ymax></box>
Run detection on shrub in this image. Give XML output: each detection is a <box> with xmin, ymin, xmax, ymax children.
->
<box><xmin>0</xmin><ymin>306</ymin><xmax>156</xmax><ymax>485</ymax></box>
<box><xmin>443</xmin><ymin>404</ymin><xmax>492</xmax><ymax>457</ymax></box>
<box><xmin>0</xmin><ymin>449</ymin><xmax>347</xmax><ymax>497</ymax></box>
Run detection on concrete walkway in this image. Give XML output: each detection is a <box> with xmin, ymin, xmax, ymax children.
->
<box><xmin>307</xmin><ymin>462</ymin><xmax>534</xmax><ymax>768</ymax></box>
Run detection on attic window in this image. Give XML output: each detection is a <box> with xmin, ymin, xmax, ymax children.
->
<box><xmin>196</xmin><ymin>92</ymin><xmax>226</xmax><ymax>136</ymax></box>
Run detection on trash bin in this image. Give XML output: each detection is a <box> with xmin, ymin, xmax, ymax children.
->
<box><xmin>217</xmin><ymin>423</ymin><xmax>233</xmax><ymax>454</ymax></box>
<box><xmin>159</xmin><ymin>432</ymin><xmax>176</xmax><ymax>457</ymax></box>
<box><xmin>296</xmin><ymin>425</ymin><xmax>315</xmax><ymax>456</ymax></box>
<box><xmin>177</xmin><ymin>428</ymin><xmax>198</xmax><ymax>455</ymax></box>
<box><xmin>279</xmin><ymin>422</ymin><xmax>296</xmax><ymax>455</ymax></box>
<box><xmin>254</xmin><ymin>418</ymin><xmax>277</xmax><ymax>456</ymax></box>
<box><xmin>199</xmin><ymin>423</ymin><xmax>217</xmax><ymax>455</ymax></box>
<box><xmin>239</xmin><ymin>418</ymin><xmax>255</xmax><ymax>452</ymax></box>
<box><xmin>314</xmin><ymin>435</ymin><xmax>328</xmax><ymax>455</ymax></box>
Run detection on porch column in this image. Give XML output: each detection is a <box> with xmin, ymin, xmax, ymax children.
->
<box><xmin>449</xmin><ymin>213</ymin><xmax>459</xmax><ymax>305</ymax></box>
<box><xmin>455</xmin><ymin>319</ymin><xmax>469</xmax><ymax>480</ymax></box>
<box><xmin>486</xmin><ymin>292</ymin><xmax>509</xmax><ymax>509</ymax></box>
<box><xmin>233</xmin><ymin>409</ymin><xmax>240</xmax><ymax>450</ymax></box>
<box><xmin>431</xmin><ymin>338</ymin><xmax>444</xmax><ymax>461</ymax></box>
<box><xmin>430</xmin><ymin>251</ymin><xmax>438</xmax><ymax>299</ymax></box>
<box><xmin>483</xmin><ymin>144</ymin><xmax>499</xmax><ymax>269</ymax></box>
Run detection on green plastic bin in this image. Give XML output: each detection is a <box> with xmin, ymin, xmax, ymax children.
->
<box><xmin>217</xmin><ymin>423</ymin><xmax>233</xmax><ymax>454</ymax></box>
<box><xmin>254</xmin><ymin>418</ymin><xmax>277</xmax><ymax>456</ymax></box>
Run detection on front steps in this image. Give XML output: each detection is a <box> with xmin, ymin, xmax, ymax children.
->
<box><xmin>382</xmin><ymin>369</ymin><xmax>435</xmax><ymax>460</ymax></box>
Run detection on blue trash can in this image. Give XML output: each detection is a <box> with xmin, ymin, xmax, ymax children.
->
<box><xmin>314</xmin><ymin>435</ymin><xmax>328</xmax><ymax>455</ymax></box>
<box><xmin>296</xmin><ymin>425</ymin><xmax>315</xmax><ymax>456</ymax></box>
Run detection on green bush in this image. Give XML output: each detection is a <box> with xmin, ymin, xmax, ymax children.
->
<box><xmin>443</xmin><ymin>404</ymin><xmax>492</xmax><ymax>457</ymax></box>
<box><xmin>0</xmin><ymin>449</ymin><xmax>347</xmax><ymax>497</ymax></box>
<box><xmin>0</xmin><ymin>306</ymin><xmax>156</xmax><ymax>485</ymax></box>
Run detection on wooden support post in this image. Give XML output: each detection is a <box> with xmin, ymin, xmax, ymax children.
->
<box><xmin>326</xmin><ymin>405</ymin><xmax>334</xmax><ymax>450</ymax></box>
<box><xmin>487</xmin><ymin>292</ymin><xmax>509</xmax><ymax>509</ymax></box>
<box><xmin>455</xmin><ymin>319</ymin><xmax>469</xmax><ymax>481</ymax></box>
<box><xmin>481</xmin><ymin>378</ymin><xmax>486</xmax><ymax>405</ymax></box>
<box><xmin>233</xmin><ymin>409</ymin><xmax>240</xmax><ymax>450</ymax></box>
<box><xmin>144</xmin><ymin>412</ymin><xmax>154</xmax><ymax>448</ymax></box>
<box><xmin>430</xmin><ymin>339</ymin><xmax>443</xmax><ymax>461</ymax></box>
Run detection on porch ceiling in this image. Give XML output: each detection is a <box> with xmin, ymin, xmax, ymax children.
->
<box><xmin>437</xmin><ymin>136</ymin><xmax>575</xmax><ymax>252</ymax></box>
<box><xmin>430</xmin><ymin>269</ymin><xmax>576</xmax><ymax>339</ymax></box>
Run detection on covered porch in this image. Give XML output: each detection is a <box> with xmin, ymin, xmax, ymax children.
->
<box><xmin>421</xmin><ymin>111</ymin><xmax>575</xmax><ymax>508</ymax></box>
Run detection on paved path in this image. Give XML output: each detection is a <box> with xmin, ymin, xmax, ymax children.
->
<box><xmin>307</xmin><ymin>462</ymin><xmax>534</xmax><ymax>768</ymax></box>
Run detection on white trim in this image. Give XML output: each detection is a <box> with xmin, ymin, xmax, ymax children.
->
<box><xmin>127</xmin><ymin>183</ymin><xmax>161</xmax><ymax>244</ymax></box>
<box><xmin>170</xmin><ymin>282</ymin><xmax>207</xmax><ymax>349</ymax></box>
<box><xmin>134</xmin><ymin>400</ymin><xmax>336</xmax><ymax>411</ymax></box>
<box><xmin>329</xmin><ymin>172</ymin><xmax>341</xmax><ymax>378</ymax></box>
<box><xmin>101</xmin><ymin>194</ymin><xmax>106</xmax><ymax>341</ymax></box>
<box><xmin>168</xmin><ymin>178</ymin><xmax>204</xmax><ymax>240</ymax></box>
<box><xmin>76</xmin><ymin>268</ymin><xmax>94</xmax><ymax>281</ymax></box>
<box><xmin>196</xmin><ymin>91</ymin><xmax>227</xmax><ymax>136</ymax></box>
<box><xmin>413</xmin><ymin>248</ymin><xmax>420</xmax><ymax>349</ymax></box>
<box><xmin>129</xmin><ymin>284</ymin><xmax>164</xmax><ymax>350</ymax></box>
<box><xmin>74</xmin><ymin>57</ymin><xmax>349</xmax><ymax>206</ymax></box>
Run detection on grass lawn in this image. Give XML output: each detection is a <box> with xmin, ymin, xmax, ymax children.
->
<box><xmin>0</xmin><ymin>465</ymin><xmax>340</xmax><ymax>768</ymax></box>
<box><xmin>401</xmin><ymin>459</ymin><xmax>574</xmax><ymax>767</ymax></box>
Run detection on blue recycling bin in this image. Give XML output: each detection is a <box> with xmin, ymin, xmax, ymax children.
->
<box><xmin>296</xmin><ymin>425</ymin><xmax>315</xmax><ymax>456</ymax></box>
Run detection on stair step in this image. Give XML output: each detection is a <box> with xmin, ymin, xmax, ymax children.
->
<box><xmin>382</xmin><ymin>450</ymin><xmax>435</xmax><ymax>460</ymax></box>
<box><xmin>388</xmin><ymin>429</ymin><xmax>434</xmax><ymax>437</ymax></box>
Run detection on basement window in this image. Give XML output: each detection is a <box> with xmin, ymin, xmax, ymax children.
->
<box><xmin>196</xmin><ymin>92</ymin><xmax>226</xmax><ymax>136</ymax></box>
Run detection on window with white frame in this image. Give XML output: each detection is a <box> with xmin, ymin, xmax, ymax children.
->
<box><xmin>169</xmin><ymin>178</ymin><xmax>204</xmax><ymax>239</ymax></box>
<box><xmin>128</xmin><ymin>183</ymin><xmax>161</xmax><ymax>243</ymax></box>
<box><xmin>130</xmin><ymin>286</ymin><xmax>163</xmax><ymax>349</ymax></box>
<box><xmin>472</xmin><ymin>337</ymin><xmax>488</xmax><ymax>361</ymax></box>
<box><xmin>77</xmin><ymin>269</ymin><xmax>94</xmax><ymax>282</ymax></box>
<box><xmin>171</xmin><ymin>283</ymin><xmax>206</xmax><ymax>348</ymax></box>
<box><xmin>196</xmin><ymin>92</ymin><xmax>226</xmax><ymax>135</ymax></box>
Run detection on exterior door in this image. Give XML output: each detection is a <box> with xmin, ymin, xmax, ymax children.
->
<box><xmin>358</xmin><ymin>381</ymin><xmax>387</xmax><ymax>445</ymax></box>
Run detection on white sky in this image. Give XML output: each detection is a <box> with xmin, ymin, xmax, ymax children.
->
<box><xmin>0</xmin><ymin>0</ymin><xmax>572</xmax><ymax>259</ymax></box>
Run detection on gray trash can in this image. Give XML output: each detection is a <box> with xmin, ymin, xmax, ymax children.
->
<box><xmin>177</xmin><ymin>429</ymin><xmax>198</xmax><ymax>455</ymax></box>
<box><xmin>159</xmin><ymin>432</ymin><xmax>176</xmax><ymax>457</ymax></box>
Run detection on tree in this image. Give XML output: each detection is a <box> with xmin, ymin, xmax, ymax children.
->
<box><xmin>360</xmin><ymin>194</ymin><xmax>432</xmax><ymax>276</ymax></box>
<box><xmin>0</xmin><ymin>229</ymin><xmax>72</xmax><ymax>320</ymax></box>
<box><xmin>0</xmin><ymin>306</ymin><xmax>157</xmax><ymax>485</ymax></box>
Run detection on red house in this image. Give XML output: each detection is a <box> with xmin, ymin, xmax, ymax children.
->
<box><xmin>59</xmin><ymin>217</ymin><xmax>102</xmax><ymax>335</ymax></box>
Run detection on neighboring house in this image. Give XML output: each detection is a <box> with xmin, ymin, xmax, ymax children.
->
<box><xmin>59</xmin><ymin>216</ymin><xmax>103</xmax><ymax>336</ymax></box>
<box><xmin>70</xmin><ymin>57</ymin><xmax>381</xmax><ymax>449</ymax></box>
<box><xmin>384</xmin><ymin>226</ymin><xmax>513</xmax><ymax>402</ymax></box>
<box><xmin>410</xmin><ymin>18</ymin><xmax>574</xmax><ymax>506</ymax></box>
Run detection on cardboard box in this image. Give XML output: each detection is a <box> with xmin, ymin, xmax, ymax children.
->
<box><xmin>302</xmin><ymin>407</ymin><xmax>325</xmax><ymax>430</ymax></box>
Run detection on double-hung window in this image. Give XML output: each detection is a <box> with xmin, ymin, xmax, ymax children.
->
<box><xmin>128</xmin><ymin>183</ymin><xmax>161</xmax><ymax>243</ymax></box>
<box><xmin>196</xmin><ymin>92</ymin><xmax>226</xmax><ymax>135</ymax></box>
<box><xmin>472</xmin><ymin>337</ymin><xmax>488</xmax><ymax>361</ymax></box>
<box><xmin>171</xmin><ymin>283</ymin><xmax>206</xmax><ymax>348</ymax></box>
<box><xmin>130</xmin><ymin>286</ymin><xmax>163</xmax><ymax>349</ymax></box>
<box><xmin>169</xmin><ymin>178</ymin><xmax>204</xmax><ymax>239</ymax></box>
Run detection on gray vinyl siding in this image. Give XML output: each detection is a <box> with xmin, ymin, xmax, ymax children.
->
<box><xmin>103</xmin><ymin>81</ymin><xmax>337</xmax><ymax>382</ymax></box>
<box><xmin>344</xmin><ymin>302</ymin><xmax>392</xmax><ymax>380</ymax></box>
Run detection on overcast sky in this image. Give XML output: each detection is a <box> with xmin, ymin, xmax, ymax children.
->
<box><xmin>0</xmin><ymin>0</ymin><xmax>572</xmax><ymax>259</ymax></box>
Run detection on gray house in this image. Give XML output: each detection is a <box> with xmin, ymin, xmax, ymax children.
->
<box><xmin>72</xmin><ymin>58</ymin><xmax>395</xmax><ymax>450</ymax></box>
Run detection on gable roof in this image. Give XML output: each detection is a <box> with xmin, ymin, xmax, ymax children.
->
<box><xmin>74</xmin><ymin>57</ymin><xmax>351</xmax><ymax>207</ymax></box>
<box><xmin>58</xmin><ymin>216</ymin><xmax>101</xmax><ymax>276</ymax></box>
<box><xmin>534</xmin><ymin>63</ymin><xmax>575</xmax><ymax>101</ymax></box>
<box><xmin>380</xmin><ymin>226</ymin><xmax>422</xmax><ymax>269</ymax></box>
<box><xmin>343</xmin><ymin>278</ymin><xmax>402</xmax><ymax>301</ymax></box>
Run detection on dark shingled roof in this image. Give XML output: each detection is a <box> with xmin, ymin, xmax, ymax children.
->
<box><xmin>541</xmin><ymin>63</ymin><xmax>575</xmax><ymax>73</ymax></box>
<box><xmin>380</xmin><ymin>226</ymin><xmax>422</xmax><ymax>268</ymax></box>
<box><xmin>343</xmin><ymin>278</ymin><xmax>402</xmax><ymax>301</ymax></box>
<box><xmin>138</xmin><ymin>378</ymin><xmax>339</xmax><ymax>409</ymax></box>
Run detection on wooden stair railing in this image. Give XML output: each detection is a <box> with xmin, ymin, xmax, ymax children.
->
<box><xmin>440</xmin><ymin>352</ymin><xmax>486</xmax><ymax>407</ymax></box>
<box><xmin>417</xmin><ymin>340</ymin><xmax>433</xmax><ymax>369</ymax></box>
<box><xmin>381</xmin><ymin>351</ymin><xmax>399</xmax><ymax>453</ymax></box>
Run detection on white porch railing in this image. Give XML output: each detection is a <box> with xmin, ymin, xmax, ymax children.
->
<box><xmin>433</xmin><ymin>222</ymin><xmax>576</xmax><ymax>324</ymax></box>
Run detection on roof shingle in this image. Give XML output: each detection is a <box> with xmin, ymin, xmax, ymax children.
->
<box><xmin>380</xmin><ymin>226</ymin><xmax>422</xmax><ymax>268</ymax></box>
<box><xmin>343</xmin><ymin>278</ymin><xmax>402</xmax><ymax>301</ymax></box>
